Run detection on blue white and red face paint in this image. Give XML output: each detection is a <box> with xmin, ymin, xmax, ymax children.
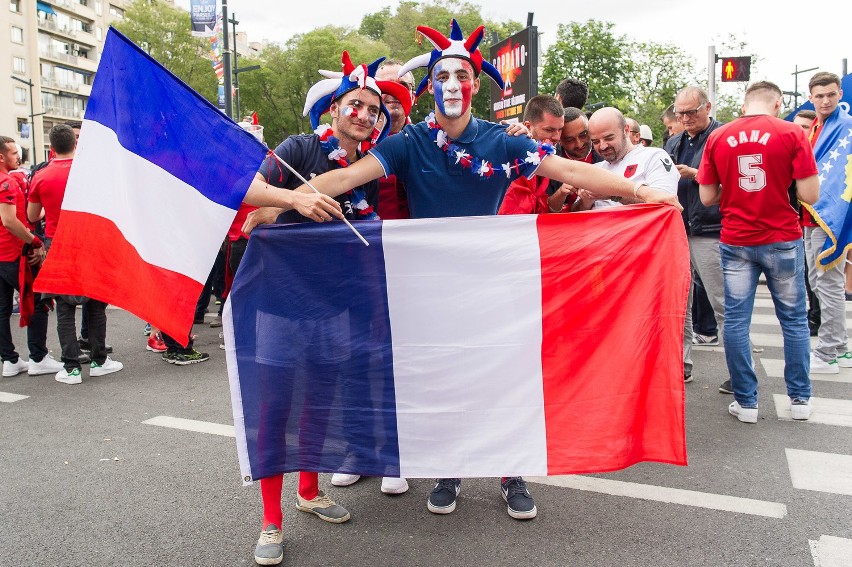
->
<box><xmin>432</xmin><ymin>58</ymin><xmax>474</xmax><ymax>118</ymax></box>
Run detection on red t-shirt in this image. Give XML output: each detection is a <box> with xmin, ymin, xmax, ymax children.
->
<box><xmin>28</xmin><ymin>158</ymin><xmax>73</xmax><ymax>239</ymax></box>
<box><xmin>697</xmin><ymin>115</ymin><xmax>818</xmax><ymax>246</ymax></box>
<box><xmin>228</xmin><ymin>202</ymin><xmax>258</xmax><ymax>241</ymax></box>
<box><xmin>0</xmin><ymin>170</ymin><xmax>27</xmax><ymax>261</ymax></box>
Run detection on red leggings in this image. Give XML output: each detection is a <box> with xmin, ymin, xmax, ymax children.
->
<box><xmin>259</xmin><ymin>472</ymin><xmax>318</xmax><ymax>527</ymax></box>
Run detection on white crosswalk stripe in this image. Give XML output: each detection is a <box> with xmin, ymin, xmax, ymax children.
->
<box><xmin>528</xmin><ymin>475</ymin><xmax>787</xmax><ymax>518</ymax></box>
<box><xmin>809</xmin><ymin>535</ymin><xmax>852</xmax><ymax>567</ymax></box>
<box><xmin>773</xmin><ymin>395</ymin><xmax>852</xmax><ymax>427</ymax></box>
<box><xmin>786</xmin><ymin>448</ymin><xmax>852</xmax><ymax>496</ymax></box>
<box><xmin>142</xmin><ymin>416</ymin><xmax>235</xmax><ymax>437</ymax></box>
<box><xmin>760</xmin><ymin>358</ymin><xmax>852</xmax><ymax>383</ymax></box>
<box><xmin>0</xmin><ymin>392</ymin><xmax>28</xmax><ymax>403</ymax></box>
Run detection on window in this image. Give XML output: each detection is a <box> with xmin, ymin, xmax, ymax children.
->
<box><xmin>14</xmin><ymin>86</ymin><xmax>27</xmax><ymax>104</ymax></box>
<box><xmin>11</xmin><ymin>25</ymin><xmax>23</xmax><ymax>43</ymax></box>
<box><xmin>10</xmin><ymin>0</ymin><xmax>21</xmax><ymax>13</ymax></box>
<box><xmin>108</xmin><ymin>4</ymin><xmax>123</xmax><ymax>19</ymax></box>
<box><xmin>94</xmin><ymin>0</ymin><xmax>101</xmax><ymax>15</ymax></box>
<box><xmin>13</xmin><ymin>56</ymin><xmax>25</xmax><ymax>73</ymax></box>
<box><xmin>95</xmin><ymin>26</ymin><xmax>101</xmax><ymax>40</ymax></box>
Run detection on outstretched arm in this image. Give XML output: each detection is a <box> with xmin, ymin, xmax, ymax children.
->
<box><xmin>537</xmin><ymin>155</ymin><xmax>683</xmax><ymax>210</ymax></box>
<box><xmin>292</xmin><ymin>154</ymin><xmax>386</xmax><ymax>198</ymax></box>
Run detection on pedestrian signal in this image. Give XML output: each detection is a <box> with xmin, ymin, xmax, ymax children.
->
<box><xmin>720</xmin><ymin>56</ymin><xmax>751</xmax><ymax>83</ymax></box>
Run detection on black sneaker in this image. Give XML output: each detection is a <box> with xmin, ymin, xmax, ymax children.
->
<box><xmin>684</xmin><ymin>373</ymin><xmax>693</xmax><ymax>383</ymax></box>
<box><xmin>427</xmin><ymin>478</ymin><xmax>460</xmax><ymax>514</ymax></box>
<box><xmin>501</xmin><ymin>477</ymin><xmax>537</xmax><ymax>520</ymax></box>
<box><xmin>718</xmin><ymin>380</ymin><xmax>733</xmax><ymax>394</ymax></box>
<box><xmin>172</xmin><ymin>349</ymin><xmax>210</xmax><ymax>366</ymax></box>
<box><xmin>78</xmin><ymin>338</ymin><xmax>113</xmax><ymax>354</ymax></box>
<box><xmin>162</xmin><ymin>351</ymin><xmax>177</xmax><ymax>364</ymax></box>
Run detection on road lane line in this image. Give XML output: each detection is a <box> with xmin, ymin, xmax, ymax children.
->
<box><xmin>0</xmin><ymin>392</ymin><xmax>28</xmax><ymax>403</ymax></box>
<box><xmin>761</xmin><ymin>358</ymin><xmax>852</xmax><ymax>383</ymax></box>
<box><xmin>142</xmin><ymin>415</ymin><xmax>235</xmax><ymax>437</ymax></box>
<box><xmin>527</xmin><ymin>475</ymin><xmax>787</xmax><ymax>518</ymax></box>
<box><xmin>786</xmin><ymin>448</ymin><xmax>852</xmax><ymax>496</ymax></box>
<box><xmin>809</xmin><ymin>535</ymin><xmax>852</xmax><ymax>567</ymax></box>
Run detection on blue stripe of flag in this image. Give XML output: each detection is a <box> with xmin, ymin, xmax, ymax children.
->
<box><xmin>85</xmin><ymin>28</ymin><xmax>267</xmax><ymax>210</ymax></box>
<box><xmin>230</xmin><ymin>221</ymin><xmax>400</xmax><ymax>480</ymax></box>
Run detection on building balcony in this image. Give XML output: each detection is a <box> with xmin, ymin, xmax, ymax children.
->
<box><xmin>40</xmin><ymin>77</ymin><xmax>92</xmax><ymax>96</ymax></box>
<box><xmin>40</xmin><ymin>49</ymin><xmax>98</xmax><ymax>73</ymax></box>
<box><xmin>38</xmin><ymin>18</ymin><xmax>97</xmax><ymax>46</ymax></box>
<box><xmin>47</xmin><ymin>0</ymin><xmax>95</xmax><ymax>21</ymax></box>
<box><xmin>43</xmin><ymin>104</ymin><xmax>86</xmax><ymax>120</ymax></box>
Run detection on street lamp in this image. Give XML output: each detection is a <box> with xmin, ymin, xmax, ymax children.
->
<box><xmin>10</xmin><ymin>75</ymin><xmax>46</xmax><ymax>164</ymax></box>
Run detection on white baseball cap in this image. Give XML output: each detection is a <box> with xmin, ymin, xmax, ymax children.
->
<box><xmin>639</xmin><ymin>124</ymin><xmax>653</xmax><ymax>141</ymax></box>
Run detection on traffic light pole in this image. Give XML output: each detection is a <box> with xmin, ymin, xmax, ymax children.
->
<box><xmin>708</xmin><ymin>45</ymin><xmax>716</xmax><ymax>120</ymax></box>
<box><xmin>222</xmin><ymin>0</ymin><xmax>233</xmax><ymax>119</ymax></box>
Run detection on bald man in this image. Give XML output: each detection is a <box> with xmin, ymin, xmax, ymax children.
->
<box><xmin>576</xmin><ymin>107</ymin><xmax>678</xmax><ymax>211</ymax></box>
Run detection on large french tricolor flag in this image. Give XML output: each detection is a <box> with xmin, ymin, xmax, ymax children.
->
<box><xmin>35</xmin><ymin>28</ymin><xmax>267</xmax><ymax>342</ymax></box>
<box><xmin>225</xmin><ymin>205</ymin><xmax>689</xmax><ymax>483</ymax></box>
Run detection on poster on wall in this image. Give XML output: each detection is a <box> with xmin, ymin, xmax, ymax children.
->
<box><xmin>489</xmin><ymin>26</ymin><xmax>538</xmax><ymax>124</ymax></box>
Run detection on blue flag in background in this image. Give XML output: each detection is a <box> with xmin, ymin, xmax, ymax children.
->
<box><xmin>805</xmin><ymin>105</ymin><xmax>852</xmax><ymax>268</ymax></box>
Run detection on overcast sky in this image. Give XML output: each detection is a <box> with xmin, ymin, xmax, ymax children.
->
<box><xmin>176</xmin><ymin>0</ymin><xmax>849</xmax><ymax>98</ymax></box>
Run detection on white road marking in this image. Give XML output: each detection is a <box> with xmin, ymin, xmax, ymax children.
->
<box><xmin>749</xmin><ymin>333</ymin><xmax>818</xmax><ymax>349</ymax></box>
<box><xmin>0</xmin><ymin>392</ymin><xmax>28</xmax><ymax>403</ymax></box>
<box><xmin>750</xmin><ymin>313</ymin><xmax>852</xmax><ymax>328</ymax></box>
<box><xmin>809</xmin><ymin>535</ymin><xmax>852</xmax><ymax>567</ymax></box>
<box><xmin>786</xmin><ymin>448</ymin><xmax>852</xmax><ymax>496</ymax></box>
<box><xmin>527</xmin><ymin>475</ymin><xmax>787</xmax><ymax>519</ymax></box>
<box><xmin>761</xmin><ymin>358</ymin><xmax>852</xmax><ymax>383</ymax></box>
<box><xmin>142</xmin><ymin>416</ymin><xmax>235</xmax><ymax>437</ymax></box>
<box><xmin>773</xmin><ymin>395</ymin><xmax>852</xmax><ymax>427</ymax></box>
<box><xmin>753</xmin><ymin>297</ymin><xmax>852</xmax><ymax>312</ymax></box>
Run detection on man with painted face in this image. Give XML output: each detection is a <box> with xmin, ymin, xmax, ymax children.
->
<box><xmin>243</xmin><ymin>20</ymin><xmax>682</xmax><ymax>523</ymax></box>
<box><xmin>247</xmin><ymin>52</ymin><xmax>411</xmax><ymax>567</ymax></box>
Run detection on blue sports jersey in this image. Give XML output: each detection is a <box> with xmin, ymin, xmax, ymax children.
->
<box><xmin>369</xmin><ymin>118</ymin><xmax>542</xmax><ymax>218</ymax></box>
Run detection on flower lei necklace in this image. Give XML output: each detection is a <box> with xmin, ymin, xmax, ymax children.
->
<box><xmin>424</xmin><ymin>112</ymin><xmax>555</xmax><ymax>179</ymax></box>
<box><xmin>315</xmin><ymin>124</ymin><xmax>378</xmax><ymax>220</ymax></box>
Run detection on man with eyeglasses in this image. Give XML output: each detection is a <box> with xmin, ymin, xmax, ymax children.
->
<box><xmin>801</xmin><ymin>71</ymin><xmax>852</xmax><ymax>375</ymax></box>
<box><xmin>626</xmin><ymin>117</ymin><xmax>642</xmax><ymax>146</ymax></box>
<box><xmin>664</xmin><ymin>86</ymin><xmax>725</xmax><ymax>387</ymax></box>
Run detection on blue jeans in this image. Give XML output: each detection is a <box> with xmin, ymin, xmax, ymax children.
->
<box><xmin>720</xmin><ymin>240</ymin><xmax>811</xmax><ymax>407</ymax></box>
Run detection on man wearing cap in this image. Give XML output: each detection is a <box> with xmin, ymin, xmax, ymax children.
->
<box><xmin>244</xmin><ymin>20</ymin><xmax>682</xmax><ymax>525</ymax></box>
<box><xmin>247</xmin><ymin>51</ymin><xmax>411</xmax><ymax>567</ymax></box>
<box><xmin>639</xmin><ymin>124</ymin><xmax>654</xmax><ymax>147</ymax></box>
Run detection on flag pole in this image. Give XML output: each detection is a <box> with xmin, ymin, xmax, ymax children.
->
<box><xmin>268</xmin><ymin>152</ymin><xmax>370</xmax><ymax>247</ymax></box>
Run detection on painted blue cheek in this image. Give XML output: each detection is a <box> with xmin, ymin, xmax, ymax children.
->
<box><xmin>434</xmin><ymin>79</ymin><xmax>446</xmax><ymax>114</ymax></box>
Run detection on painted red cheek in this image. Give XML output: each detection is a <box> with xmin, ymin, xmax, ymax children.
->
<box><xmin>461</xmin><ymin>82</ymin><xmax>473</xmax><ymax>113</ymax></box>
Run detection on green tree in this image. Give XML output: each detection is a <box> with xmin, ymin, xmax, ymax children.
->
<box><xmin>540</xmin><ymin>21</ymin><xmax>634</xmax><ymax>110</ymax></box>
<box><xmin>114</xmin><ymin>0</ymin><xmax>217</xmax><ymax>103</ymax></box>
<box><xmin>237</xmin><ymin>26</ymin><xmax>388</xmax><ymax>142</ymax></box>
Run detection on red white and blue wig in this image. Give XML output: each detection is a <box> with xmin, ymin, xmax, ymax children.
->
<box><xmin>302</xmin><ymin>51</ymin><xmax>412</xmax><ymax>143</ymax></box>
<box><xmin>399</xmin><ymin>19</ymin><xmax>504</xmax><ymax>100</ymax></box>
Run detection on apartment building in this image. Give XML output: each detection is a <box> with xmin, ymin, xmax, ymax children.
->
<box><xmin>2</xmin><ymin>0</ymin><xmax>134</xmax><ymax>165</ymax></box>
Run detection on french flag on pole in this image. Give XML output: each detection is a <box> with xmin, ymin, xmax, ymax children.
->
<box><xmin>225</xmin><ymin>206</ymin><xmax>689</xmax><ymax>483</ymax></box>
<box><xmin>35</xmin><ymin>28</ymin><xmax>267</xmax><ymax>342</ymax></box>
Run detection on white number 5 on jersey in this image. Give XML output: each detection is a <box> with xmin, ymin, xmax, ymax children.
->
<box><xmin>737</xmin><ymin>154</ymin><xmax>766</xmax><ymax>192</ymax></box>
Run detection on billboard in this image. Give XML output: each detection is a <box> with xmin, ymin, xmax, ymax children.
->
<box><xmin>489</xmin><ymin>26</ymin><xmax>538</xmax><ymax>123</ymax></box>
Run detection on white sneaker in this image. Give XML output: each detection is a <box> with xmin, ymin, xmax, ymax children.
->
<box><xmin>90</xmin><ymin>357</ymin><xmax>123</xmax><ymax>377</ymax></box>
<box><xmin>728</xmin><ymin>401</ymin><xmax>758</xmax><ymax>423</ymax></box>
<box><xmin>836</xmin><ymin>351</ymin><xmax>852</xmax><ymax>368</ymax></box>
<box><xmin>330</xmin><ymin>473</ymin><xmax>361</xmax><ymax>487</ymax></box>
<box><xmin>790</xmin><ymin>398</ymin><xmax>813</xmax><ymax>421</ymax></box>
<box><xmin>810</xmin><ymin>353</ymin><xmax>839</xmax><ymax>374</ymax></box>
<box><xmin>2</xmin><ymin>358</ymin><xmax>28</xmax><ymax>377</ymax></box>
<box><xmin>27</xmin><ymin>354</ymin><xmax>64</xmax><ymax>375</ymax></box>
<box><xmin>381</xmin><ymin>476</ymin><xmax>409</xmax><ymax>495</ymax></box>
<box><xmin>55</xmin><ymin>367</ymin><xmax>82</xmax><ymax>385</ymax></box>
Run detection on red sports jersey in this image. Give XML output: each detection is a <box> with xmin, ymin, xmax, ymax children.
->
<box><xmin>0</xmin><ymin>170</ymin><xmax>27</xmax><ymax>261</ymax></box>
<box><xmin>697</xmin><ymin>115</ymin><xmax>818</xmax><ymax>246</ymax></box>
<box><xmin>28</xmin><ymin>158</ymin><xmax>73</xmax><ymax>239</ymax></box>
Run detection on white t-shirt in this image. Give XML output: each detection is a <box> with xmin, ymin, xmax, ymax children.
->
<box><xmin>591</xmin><ymin>145</ymin><xmax>679</xmax><ymax>208</ymax></box>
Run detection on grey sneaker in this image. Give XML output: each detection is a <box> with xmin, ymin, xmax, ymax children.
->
<box><xmin>253</xmin><ymin>524</ymin><xmax>284</xmax><ymax>565</ymax></box>
<box><xmin>501</xmin><ymin>477</ymin><xmax>537</xmax><ymax>520</ymax></box>
<box><xmin>295</xmin><ymin>490</ymin><xmax>350</xmax><ymax>523</ymax></box>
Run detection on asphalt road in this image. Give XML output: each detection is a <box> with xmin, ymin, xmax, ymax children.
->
<box><xmin>1</xmin><ymin>288</ymin><xmax>850</xmax><ymax>567</ymax></box>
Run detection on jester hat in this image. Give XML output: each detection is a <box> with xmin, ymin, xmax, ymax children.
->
<box><xmin>303</xmin><ymin>51</ymin><xmax>413</xmax><ymax>143</ymax></box>
<box><xmin>399</xmin><ymin>19</ymin><xmax>504</xmax><ymax>100</ymax></box>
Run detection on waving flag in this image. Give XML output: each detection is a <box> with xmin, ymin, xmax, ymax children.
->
<box><xmin>804</xmin><ymin>106</ymin><xmax>852</xmax><ymax>268</ymax></box>
<box><xmin>35</xmin><ymin>28</ymin><xmax>267</xmax><ymax>343</ymax></box>
<box><xmin>225</xmin><ymin>206</ymin><xmax>689</xmax><ymax>483</ymax></box>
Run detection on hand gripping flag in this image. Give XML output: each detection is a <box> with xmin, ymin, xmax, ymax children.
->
<box><xmin>224</xmin><ymin>205</ymin><xmax>689</xmax><ymax>484</ymax></box>
<box><xmin>804</xmin><ymin>105</ymin><xmax>852</xmax><ymax>269</ymax></box>
<box><xmin>34</xmin><ymin>28</ymin><xmax>267</xmax><ymax>343</ymax></box>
